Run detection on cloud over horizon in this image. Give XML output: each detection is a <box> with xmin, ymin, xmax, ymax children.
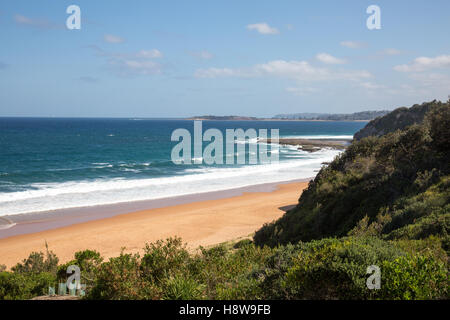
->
<box><xmin>246</xmin><ymin>23</ymin><xmax>279</xmax><ymax>35</ymax></box>
<box><xmin>87</xmin><ymin>45</ymin><xmax>164</xmax><ymax>77</ymax></box>
<box><xmin>316</xmin><ymin>53</ymin><xmax>346</xmax><ymax>65</ymax></box>
<box><xmin>14</xmin><ymin>14</ymin><xmax>60</xmax><ymax>29</ymax></box>
<box><xmin>195</xmin><ymin>59</ymin><xmax>371</xmax><ymax>82</ymax></box>
<box><xmin>340</xmin><ymin>41</ymin><xmax>366</xmax><ymax>49</ymax></box>
<box><xmin>394</xmin><ymin>55</ymin><xmax>450</xmax><ymax>72</ymax></box>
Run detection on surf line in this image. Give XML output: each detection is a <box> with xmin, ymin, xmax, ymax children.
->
<box><xmin>0</xmin><ymin>216</ymin><xmax>16</xmax><ymax>230</ymax></box>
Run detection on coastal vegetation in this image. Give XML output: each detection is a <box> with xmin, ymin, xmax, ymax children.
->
<box><xmin>353</xmin><ymin>100</ymin><xmax>440</xmax><ymax>140</ymax></box>
<box><xmin>188</xmin><ymin>110</ymin><xmax>389</xmax><ymax>121</ymax></box>
<box><xmin>273</xmin><ymin>110</ymin><xmax>389</xmax><ymax>121</ymax></box>
<box><xmin>0</xmin><ymin>100</ymin><xmax>448</xmax><ymax>300</ymax></box>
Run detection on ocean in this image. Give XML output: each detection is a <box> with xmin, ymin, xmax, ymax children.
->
<box><xmin>0</xmin><ymin>118</ymin><xmax>366</xmax><ymax>217</ymax></box>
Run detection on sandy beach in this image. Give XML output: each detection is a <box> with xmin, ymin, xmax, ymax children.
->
<box><xmin>0</xmin><ymin>181</ymin><xmax>308</xmax><ymax>268</ymax></box>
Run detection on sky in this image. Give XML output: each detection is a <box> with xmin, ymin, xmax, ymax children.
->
<box><xmin>0</xmin><ymin>0</ymin><xmax>449</xmax><ymax>118</ymax></box>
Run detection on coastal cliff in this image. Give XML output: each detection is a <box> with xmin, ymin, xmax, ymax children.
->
<box><xmin>255</xmin><ymin>100</ymin><xmax>450</xmax><ymax>246</ymax></box>
<box><xmin>353</xmin><ymin>100</ymin><xmax>440</xmax><ymax>140</ymax></box>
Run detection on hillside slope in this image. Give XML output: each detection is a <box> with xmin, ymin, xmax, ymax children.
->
<box><xmin>353</xmin><ymin>100</ymin><xmax>442</xmax><ymax>140</ymax></box>
<box><xmin>273</xmin><ymin>110</ymin><xmax>389</xmax><ymax>121</ymax></box>
<box><xmin>255</xmin><ymin>101</ymin><xmax>450</xmax><ymax>248</ymax></box>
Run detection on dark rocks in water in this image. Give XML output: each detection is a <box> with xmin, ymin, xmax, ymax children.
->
<box><xmin>261</xmin><ymin>138</ymin><xmax>349</xmax><ymax>152</ymax></box>
<box><xmin>298</xmin><ymin>146</ymin><xmax>321</xmax><ymax>152</ymax></box>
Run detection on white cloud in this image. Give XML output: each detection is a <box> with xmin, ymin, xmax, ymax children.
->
<box><xmin>195</xmin><ymin>67</ymin><xmax>246</xmax><ymax>78</ymax></box>
<box><xmin>14</xmin><ymin>14</ymin><xmax>58</xmax><ymax>29</ymax></box>
<box><xmin>104</xmin><ymin>34</ymin><xmax>125</xmax><ymax>44</ymax></box>
<box><xmin>88</xmin><ymin>46</ymin><xmax>163</xmax><ymax>76</ymax></box>
<box><xmin>14</xmin><ymin>14</ymin><xmax>33</xmax><ymax>24</ymax></box>
<box><xmin>394</xmin><ymin>55</ymin><xmax>450</xmax><ymax>72</ymax></box>
<box><xmin>340</xmin><ymin>41</ymin><xmax>366</xmax><ymax>49</ymax></box>
<box><xmin>359</xmin><ymin>82</ymin><xmax>385</xmax><ymax>90</ymax></box>
<box><xmin>255</xmin><ymin>60</ymin><xmax>328</xmax><ymax>79</ymax></box>
<box><xmin>195</xmin><ymin>59</ymin><xmax>372</xmax><ymax>82</ymax></box>
<box><xmin>136</xmin><ymin>49</ymin><xmax>163</xmax><ymax>58</ymax></box>
<box><xmin>410</xmin><ymin>72</ymin><xmax>450</xmax><ymax>85</ymax></box>
<box><xmin>120</xmin><ymin>60</ymin><xmax>162</xmax><ymax>75</ymax></box>
<box><xmin>316</xmin><ymin>53</ymin><xmax>346</xmax><ymax>65</ymax></box>
<box><xmin>246</xmin><ymin>23</ymin><xmax>279</xmax><ymax>35</ymax></box>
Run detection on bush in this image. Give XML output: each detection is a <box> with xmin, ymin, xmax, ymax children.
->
<box><xmin>162</xmin><ymin>275</ymin><xmax>204</xmax><ymax>300</ymax></box>
<box><xmin>283</xmin><ymin>238</ymin><xmax>398</xmax><ymax>299</ymax></box>
<box><xmin>281</xmin><ymin>237</ymin><xmax>448</xmax><ymax>300</ymax></box>
<box><xmin>233</xmin><ymin>239</ymin><xmax>253</xmax><ymax>249</ymax></box>
<box><xmin>216</xmin><ymin>276</ymin><xmax>262</xmax><ymax>300</ymax></box>
<box><xmin>0</xmin><ymin>271</ymin><xmax>56</xmax><ymax>300</ymax></box>
<box><xmin>140</xmin><ymin>237</ymin><xmax>191</xmax><ymax>284</ymax></box>
<box><xmin>251</xmin><ymin>243</ymin><xmax>299</xmax><ymax>299</ymax></box>
<box><xmin>11</xmin><ymin>246</ymin><xmax>58</xmax><ymax>275</ymax></box>
<box><xmin>380</xmin><ymin>255</ymin><xmax>448</xmax><ymax>299</ymax></box>
<box><xmin>87</xmin><ymin>251</ymin><xmax>160</xmax><ymax>300</ymax></box>
<box><xmin>56</xmin><ymin>249</ymin><xmax>104</xmax><ymax>291</ymax></box>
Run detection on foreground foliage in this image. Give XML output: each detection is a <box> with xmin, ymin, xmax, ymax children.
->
<box><xmin>0</xmin><ymin>236</ymin><xmax>447</xmax><ymax>300</ymax></box>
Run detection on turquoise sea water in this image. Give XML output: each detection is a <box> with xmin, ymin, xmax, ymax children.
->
<box><xmin>0</xmin><ymin>118</ymin><xmax>366</xmax><ymax>216</ymax></box>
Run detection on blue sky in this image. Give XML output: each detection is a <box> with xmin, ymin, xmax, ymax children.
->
<box><xmin>0</xmin><ymin>0</ymin><xmax>449</xmax><ymax>117</ymax></box>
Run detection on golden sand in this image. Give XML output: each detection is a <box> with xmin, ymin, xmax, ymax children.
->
<box><xmin>0</xmin><ymin>181</ymin><xmax>308</xmax><ymax>268</ymax></box>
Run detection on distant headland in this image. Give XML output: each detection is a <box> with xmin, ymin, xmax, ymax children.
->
<box><xmin>186</xmin><ymin>110</ymin><xmax>389</xmax><ymax>121</ymax></box>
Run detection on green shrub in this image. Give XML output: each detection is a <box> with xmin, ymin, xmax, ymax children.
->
<box><xmin>283</xmin><ymin>237</ymin><xmax>405</xmax><ymax>299</ymax></box>
<box><xmin>216</xmin><ymin>276</ymin><xmax>262</xmax><ymax>300</ymax></box>
<box><xmin>87</xmin><ymin>251</ymin><xmax>159</xmax><ymax>300</ymax></box>
<box><xmin>233</xmin><ymin>239</ymin><xmax>253</xmax><ymax>249</ymax></box>
<box><xmin>0</xmin><ymin>271</ymin><xmax>56</xmax><ymax>300</ymax></box>
<box><xmin>192</xmin><ymin>243</ymin><xmax>272</xmax><ymax>299</ymax></box>
<box><xmin>162</xmin><ymin>275</ymin><xmax>204</xmax><ymax>300</ymax></box>
<box><xmin>380</xmin><ymin>255</ymin><xmax>448</xmax><ymax>299</ymax></box>
<box><xmin>140</xmin><ymin>237</ymin><xmax>191</xmax><ymax>284</ymax></box>
<box><xmin>57</xmin><ymin>249</ymin><xmax>104</xmax><ymax>291</ymax></box>
<box><xmin>11</xmin><ymin>246</ymin><xmax>58</xmax><ymax>275</ymax></box>
<box><xmin>251</xmin><ymin>243</ymin><xmax>299</xmax><ymax>299</ymax></box>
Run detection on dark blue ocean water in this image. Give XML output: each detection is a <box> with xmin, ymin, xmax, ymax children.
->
<box><xmin>0</xmin><ymin>118</ymin><xmax>366</xmax><ymax>216</ymax></box>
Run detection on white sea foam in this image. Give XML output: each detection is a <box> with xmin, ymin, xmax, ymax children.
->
<box><xmin>281</xmin><ymin>135</ymin><xmax>354</xmax><ymax>140</ymax></box>
<box><xmin>0</xmin><ymin>149</ymin><xmax>341</xmax><ymax>216</ymax></box>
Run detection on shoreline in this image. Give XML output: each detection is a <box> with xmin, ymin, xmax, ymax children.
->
<box><xmin>0</xmin><ymin>178</ymin><xmax>311</xmax><ymax>239</ymax></box>
<box><xmin>184</xmin><ymin>118</ymin><xmax>370</xmax><ymax>122</ymax></box>
<box><xmin>0</xmin><ymin>179</ymin><xmax>310</xmax><ymax>268</ymax></box>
